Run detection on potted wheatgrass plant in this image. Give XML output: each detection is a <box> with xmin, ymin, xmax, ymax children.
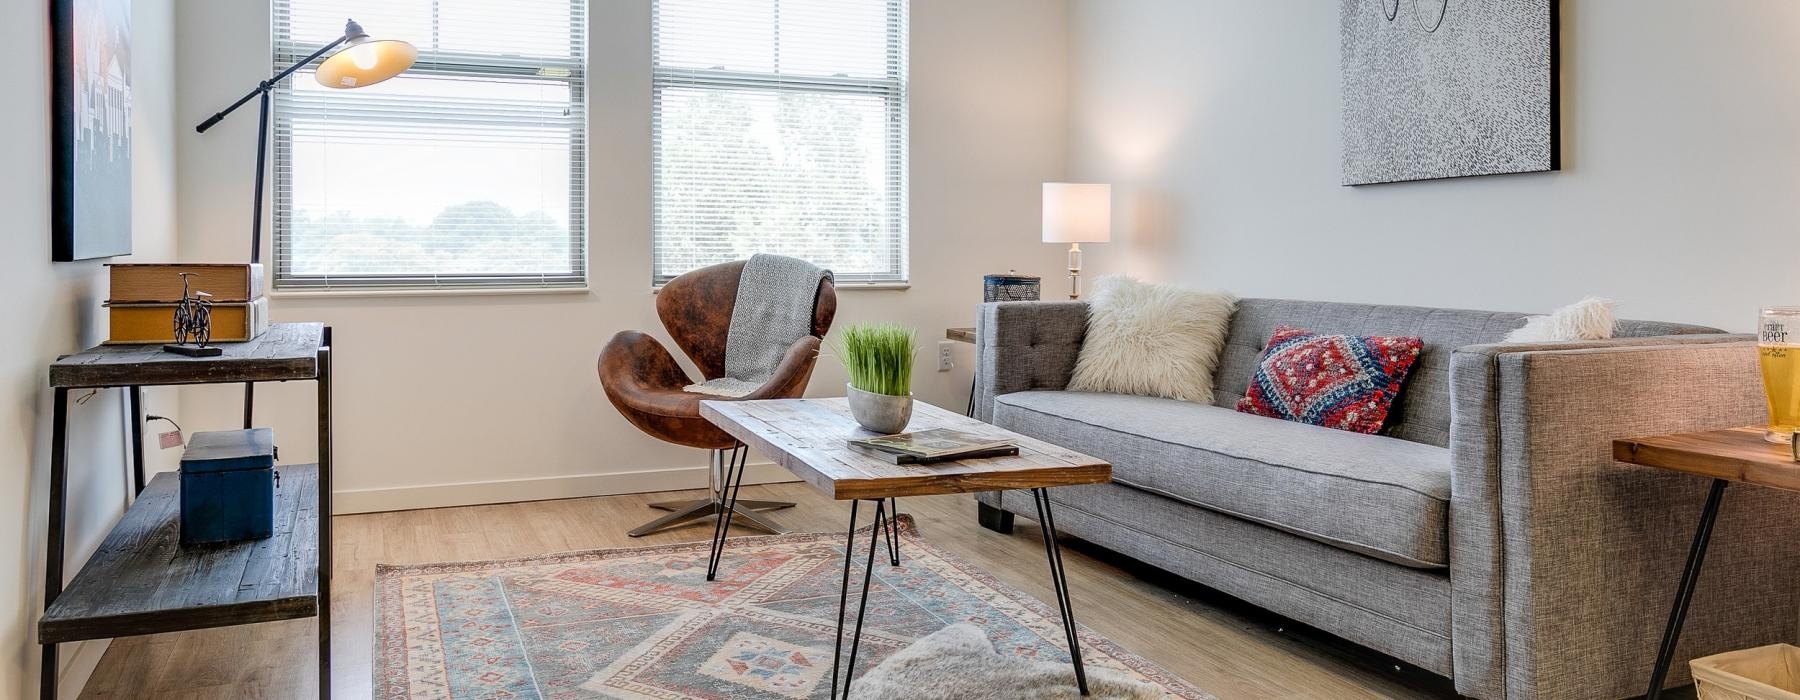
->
<box><xmin>837</xmin><ymin>322</ymin><xmax>917</xmax><ymax>434</ymax></box>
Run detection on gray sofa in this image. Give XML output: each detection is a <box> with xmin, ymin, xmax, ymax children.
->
<box><xmin>971</xmin><ymin>298</ymin><xmax>1800</xmax><ymax>699</ymax></box>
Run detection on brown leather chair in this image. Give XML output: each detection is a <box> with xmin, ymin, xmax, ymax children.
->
<box><xmin>599</xmin><ymin>260</ymin><xmax>836</xmax><ymax>536</ymax></box>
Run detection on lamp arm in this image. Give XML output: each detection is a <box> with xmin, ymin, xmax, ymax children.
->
<box><xmin>195</xmin><ymin>34</ymin><xmax>349</xmax><ymax>133</ymax></box>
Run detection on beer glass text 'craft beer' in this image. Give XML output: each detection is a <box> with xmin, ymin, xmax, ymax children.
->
<box><xmin>1759</xmin><ymin>308</ymin><xmax>1800</xmax><ymax>443</ymax></box>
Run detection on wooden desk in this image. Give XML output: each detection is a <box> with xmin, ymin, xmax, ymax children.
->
<box><xmin>701</xmin><ymin>398</ymin><xmax>1110</xmax><ymax>698</ymax></box>
<box><xmin>1613</xmin><ymin>427</ymin><xmax>1797</xmax><ymax>699</ymax></box>
<box><xmin>40</xmin><ymin>323</ymin><xmax>333</xmax><ymax>700</ymax></box>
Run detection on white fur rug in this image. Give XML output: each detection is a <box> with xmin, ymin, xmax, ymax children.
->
<box><xmin>851</xmin><ymin>624</ymin><xmax>1169</xmax><ymax>699</ymax></box>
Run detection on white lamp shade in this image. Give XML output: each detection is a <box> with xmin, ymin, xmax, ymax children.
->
<box><xmin>1042</xmin><ymin>183</ymin><xmax>1111</xmax><ymax>244</ymax></box>
<box><xmin>316</xmin><ymin>38</ymin><xmax>417</xmax><ymax>89</ymax></box>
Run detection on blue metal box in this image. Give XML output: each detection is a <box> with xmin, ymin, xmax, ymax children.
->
<box><xmin>179</xmin><ymin>428</ymin><xmax>275</xmax><ymax>546</ymax></box>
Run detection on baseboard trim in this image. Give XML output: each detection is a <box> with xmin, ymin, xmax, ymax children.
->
<box><xmin>331</xmin><ymin>462</ymin><xmax>799</xmax><ymax>514</ymax></box>
<box><xmin>58</xmin><ymin>638</ymin><xmax>109</xmax><ymax>698</ymax></box>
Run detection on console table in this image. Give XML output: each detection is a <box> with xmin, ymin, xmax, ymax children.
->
<box><xmin>39</xmin><ymin>323</ymin><xmax>333</xmax><ymax>699</ymax></box>
<box><xmin>1614</xmin><ymin>427</ymin><xmax>1797</xmax><ymax>700</ymax></box>
<box><xmin>947</xmin><ymin>327</ymin><xmax>977</xmax><ymax>414</ymax></box>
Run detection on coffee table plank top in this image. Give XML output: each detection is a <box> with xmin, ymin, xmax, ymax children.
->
<box><xmin>1613</xmin><ymin>427</ymin><xmax>1800</xmax><ymax>493</ymax></box>
<box><xmin>700</xmin><ymin>398</ymin><xmax>1111</xmax><ymax>500</ymax></box>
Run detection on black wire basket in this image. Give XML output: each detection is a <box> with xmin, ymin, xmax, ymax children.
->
<box><xmin>983</xmin><ymin>273</ymin><xmax>1041</xmax><ymax>302</ymax></box>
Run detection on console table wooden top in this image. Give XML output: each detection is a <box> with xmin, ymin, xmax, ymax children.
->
<box><xmin>1613</xmin><ymin>427</ymin><xmax>1800</xmax><ymax>493</ymax></box>
<box><xmin>50</xmin><ymin>322</ymin><xmax>324</xmax><ymax>388</ymax></box>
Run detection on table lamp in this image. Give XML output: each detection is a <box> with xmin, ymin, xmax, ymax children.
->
<box><xmin>1042</xmin><ymin>182</ymin><xmax>1111</xmax><ymax>299</ymax></box>
<box><xmin>196</xmin><ymin>19</ymin><xmax>417</xmax><ymax>264</ymax></box>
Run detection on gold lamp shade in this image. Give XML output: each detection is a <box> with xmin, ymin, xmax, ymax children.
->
<box><xmin>315</xmin><ymin>24</ymin><xmax>416</xmax><ymax>89</ymax></box>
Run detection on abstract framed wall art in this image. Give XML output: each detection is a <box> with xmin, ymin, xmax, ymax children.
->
<box><xmin>1340</xmin><ymin>0</ymin><xmax>1558</xmax><ymax>186</ymax></box>
<box><xmin>52</xmin><ymin>0</ymin><xmax>133</xmax><ymax>261</ymax></box>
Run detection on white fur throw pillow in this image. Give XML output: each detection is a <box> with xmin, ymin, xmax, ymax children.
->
<box><xmin>1067</xmin><ymin>275</ymin><xmax>1237</xmax><ymax>403</ymax></box>
<box><xmin>1504</xmin><ymin>296</ymin><xmax>1617</xmax><ymax>342</ymax></box>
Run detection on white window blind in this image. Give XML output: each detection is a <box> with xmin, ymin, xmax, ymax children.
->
<box><xmin>652</xmin><ymin>0</ymin><xmax>909</xmax><ymax>285</ymax></box>
<box><xmin>272</xmin><ymin>0</ymin><xmax>586</xmax><ymax>290</ymax></box>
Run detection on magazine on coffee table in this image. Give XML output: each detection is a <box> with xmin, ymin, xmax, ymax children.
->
<box><xmin>848</xmin><ymin>428</ymin><xmax>1016</xmax><ymax>460</ymax></box>
<box><xmin>848</xmin><ymin>443</ymin><xmax>1020</xmax><ymax>465</ymax></box>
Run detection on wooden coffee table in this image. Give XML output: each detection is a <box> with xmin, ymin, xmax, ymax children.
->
<box><xmin>700</xmin><ymin>397</ymin><xmax>1112</xmax><ymax>698</ymax></box>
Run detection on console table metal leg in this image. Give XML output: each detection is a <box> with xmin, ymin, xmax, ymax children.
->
<box><xmin>1645</xmin><ymin>478</ymin><xmax>1728</xmax><ymax>700</ymax></box>
<box><xmin>127</xmin><ymin>386</ymin><xmax>145</xmax><ymax>496</ymax></box>
<box><xmin>706</xmin><ymin>444</ymin><xmax>749</xmax><ymax>581</ymax></box>
<box><xmin>42</xmin><ymin>387</ymin><xmax>69</xmax><ymax>700</ymax></box>
<box><xmin>829</xmin><ymin>499</ymin><xmax>885</xmax><ymax>699</ymax></box>
<box><xmin>1033</xmin><ymin>488</ymin><xmax>1089</xmax><ymax>696</ymax></box>
<box><xmin>317</xmin><ymin>337</ymin><xmax>333</xmax><ymax>699</ymax></box>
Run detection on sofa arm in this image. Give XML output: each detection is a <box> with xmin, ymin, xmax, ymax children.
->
<box><xmin>972</xmin><ymin>301</ymin><xmax>1088</xmax><ymax>421</ymax></box>
<box><xmin>1446</xmin><ymin>335</ymin><xmax>1800</xmax><ymax>699</ymax></box>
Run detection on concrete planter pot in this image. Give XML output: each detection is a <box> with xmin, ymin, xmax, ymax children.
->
<box><xmin>846</xmin><ymin>384</ymin><xmax>913</xmax><ymax>434</ymax></box>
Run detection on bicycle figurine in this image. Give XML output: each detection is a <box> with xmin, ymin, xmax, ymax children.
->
<box><xmin>163</xmin><ymin>272</ymin><xmax>222</xmax><ymax>357</ymax></box>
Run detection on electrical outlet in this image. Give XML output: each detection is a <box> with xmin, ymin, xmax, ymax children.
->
<box><xmin>937</xmin><ymin>340</ymin><xmax>955</xmax><ymax>372</ymax></box>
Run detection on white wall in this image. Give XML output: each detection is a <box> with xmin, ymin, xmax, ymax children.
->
<box><xmin>0</xmin><ymin>0</ymin><xmax>180</xmax><ymax>696</ymax></box>
<box><xmin>1068</xmin><ymin>0</ymin><xmax>1800</xmax><ymax>333</ymax></box>
<box><xmin>174</xmin><ymin>0</ymin><xmax>1071</xmax><ymax>512</ymax></box>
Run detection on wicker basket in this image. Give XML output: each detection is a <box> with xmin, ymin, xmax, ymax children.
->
<box><xmin>1692</xmin><ymin>644</ymin><xmax>1800</xmax><ymax>700</ymax></box>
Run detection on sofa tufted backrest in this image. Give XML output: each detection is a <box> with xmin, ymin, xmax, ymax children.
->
<box><xmin>1209</xmin><ymin>299</ymin><xmax>1722</xmax><ymax>447</ymax></box>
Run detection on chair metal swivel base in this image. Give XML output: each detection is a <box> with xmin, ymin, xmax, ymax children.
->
<box><xmin>627</xmin><ymin>445</ymin><xmax>794</xmax><ymax>537</ymax></box>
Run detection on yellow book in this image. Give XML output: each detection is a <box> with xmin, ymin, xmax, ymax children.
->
<box><xmin>105</xmin><ymin>298</ymin><xmax>270</xmax><ymax>344</ymax></box>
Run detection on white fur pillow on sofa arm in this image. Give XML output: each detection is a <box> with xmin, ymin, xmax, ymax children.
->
<box><xmin>1066</xmin><ymin>275</ymin><xmax>1237</xmax><ymax>404</ymax></box>
<box><xmin>1504</xmin><ymin>296</ymin><xmax>1617</xmax><ymax>342</ymax></box>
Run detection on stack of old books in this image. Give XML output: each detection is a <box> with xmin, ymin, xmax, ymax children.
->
<box><xmin>848</xmin><ymin>428</ymin><xmax>1019</xmax><ymax>465</ymax></box>
<box><xmin>104</xmin><ymin>263</ymin><xmax>269</xmax><ymax>344</ymax></box>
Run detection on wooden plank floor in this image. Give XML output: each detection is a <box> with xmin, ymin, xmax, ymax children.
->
<box><xmin>79</xmin><ymin>483</ymin><xmax>1464</xmax><ymax>699</ymax></box>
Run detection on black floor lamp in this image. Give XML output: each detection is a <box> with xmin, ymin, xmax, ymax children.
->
<box><xmin>193</xmin><ymin>18</ymin><xmax>414</xmax><ymax>424</ymax></box>
<box><xmin>195</xmin><ymin>18</ymin><xmax>416</xmax><ymax>265</ymax></box>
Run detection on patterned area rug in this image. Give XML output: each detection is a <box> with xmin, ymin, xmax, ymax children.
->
<box><xmin>375</xmin><ymin>516</ymin><xmax>1210</xmax><ymax>699</ymax></box>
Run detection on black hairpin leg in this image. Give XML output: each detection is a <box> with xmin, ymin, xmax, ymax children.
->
<box><xmin>884</xmin><ymin>497</ymin><xmax>901</xmax><ymax>566</ymax></box>
<box><xmin>1033</xmin><ymin>488</ymin><xmax>1089</xmax><ymax>696</ymax></box>
<box><xmin>1644</xmin><ymin>478</ymin><xmax>1729</xmax><ymax>700</ymax></box>
<box><xmin>830</xmin><ymin>499</ymin><xmax>887</xmax><ymax>699</ymax></box>
<box><xmin>705</xmin><ymin>443</ymin><xmax>749</xmax><ymax>581</ymax></box>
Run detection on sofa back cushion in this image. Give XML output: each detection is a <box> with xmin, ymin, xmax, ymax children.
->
<box><xmin>1211</xmin><ymin>299</ymin><xmax>1721</xmax><ymax>447</ymax></box>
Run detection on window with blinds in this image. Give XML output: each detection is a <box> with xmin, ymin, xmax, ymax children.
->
<box><xmin>272</xmin><ymin>0</ymin><xmax>586</xmax><ymax>290</ymax></box>
<box><xmin>651</xmin><ymin>0</ymin><xmax>909</xmax><ymax>285</ymax></box>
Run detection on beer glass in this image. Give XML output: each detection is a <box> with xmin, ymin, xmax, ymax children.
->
<box><xmin>1759</xmin><ymin>307</ymin><xmax>1800</xmax><ymax>443</ymax></box>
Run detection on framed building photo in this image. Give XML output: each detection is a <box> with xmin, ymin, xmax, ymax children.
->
<box><xmin>51</xmin><ymin>0</ymin><xmax>133</xmax><ymax>261</ymax></box>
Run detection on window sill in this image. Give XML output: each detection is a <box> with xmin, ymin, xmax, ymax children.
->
<box><xmin>269</xmin><ymin>286</ymin><xmax>591</xmax><ymax>300</ymax></box>
<box><xmin>649</xmin><ymin>281</ymin><xmax>910</xmax><ymax>294</ymax></box>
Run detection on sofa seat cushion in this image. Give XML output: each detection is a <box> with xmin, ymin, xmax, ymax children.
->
<box><xmin>993</xmin><ymin>391</ymin><xmax>1451</xmax><ymax>569</ymax></box>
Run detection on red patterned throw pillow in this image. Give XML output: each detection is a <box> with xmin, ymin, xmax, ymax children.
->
<box><xmin>1235</xmin><ymin>325</ymin><xmax>1424</xmax><ymax>434</ymax></box>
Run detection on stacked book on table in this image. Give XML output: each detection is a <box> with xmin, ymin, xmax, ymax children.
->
<box><xmin>848</xmin><ymin>428</ymin><xmax>1020</xmax><ymax>464</ymax></box>
<box><xmin>104</xmin><ymin>263</ymin><xmax>269</xmax><ymax>344</ymax></box>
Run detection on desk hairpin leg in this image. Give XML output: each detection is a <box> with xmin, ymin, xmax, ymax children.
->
<box><xmin>244</xmin><ymin>382</ymin><xmax>255</xmax><ymax>429</ymax></box>
<box><xmin>884</xmin><ymin>498</ymin><xmax>901</xmax><ymax>566</ymax></box>
<box><xmin>705</xmin><ymin>443</ymin><xmax>749</xmax><ymax>581</ymax></box>
<box><xmin>1645</xmin><ymin>478</ymin><xmax>1729</xmax><ymax>700</ymax></box>
<box><xmin>41</xmin><ymin>388</ymin><xmax>69</xmax><ymax>700</ymax></box>
<box><xmin>1033</xmin><ymin>488</ymin><xmax>1089</xmax><ymax>696</ymax></box>
<box><xmin>829</xmin><ymin>499</ymin><xmax>889</xmax><ymax>699</ymax></box>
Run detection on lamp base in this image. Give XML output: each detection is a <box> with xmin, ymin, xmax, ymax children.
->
<box><xmin>1067</xmin><ymin>242</ymin><xmax>1084</xmax><ymax>299</ymax></box>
